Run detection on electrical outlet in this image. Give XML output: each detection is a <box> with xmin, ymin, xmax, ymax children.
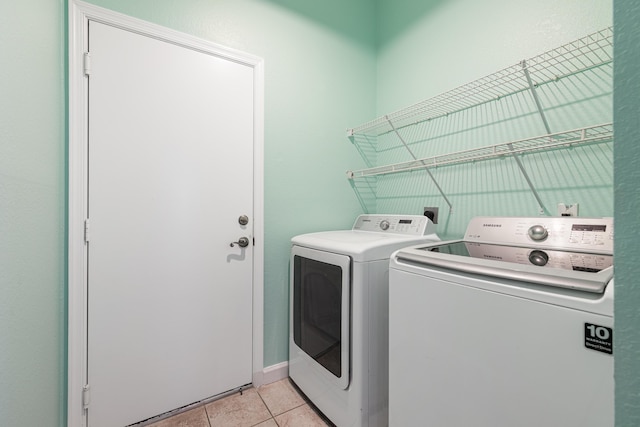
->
<box><xmin>424</xmin><ymin>207</ymin><xmax>439</xmax><ymax>224</ymax></box>
<box><xmin>558</xmin><ymin>203</ymin><xmax>579</xmax><ymax>217</ymax></box>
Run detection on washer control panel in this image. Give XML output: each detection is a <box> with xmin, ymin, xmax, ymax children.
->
<box><xmin>465</xmin><ymin>216</ymin><xmax>614</xmax><ymax>253</ymax></box>
<box><xmin>352</xmin><ymin>214</ymin><xmax>436</xmax><ymax>236</ymax></box>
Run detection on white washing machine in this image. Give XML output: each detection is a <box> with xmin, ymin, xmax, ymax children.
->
<box><xmin>388</xmin><ymin>216</ymin><xmax>614</xmax><ymax>427</ymax></box>
<box><xmin>289</xmin><ymin>214</ymin><xmax>440</xmax><ymax>426</ymax></box>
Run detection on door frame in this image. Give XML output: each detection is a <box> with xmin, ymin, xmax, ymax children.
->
<box><xmin>67</xmin><ymin>2</ymin><xmax>265</xmax><ymax>426</ymax></box>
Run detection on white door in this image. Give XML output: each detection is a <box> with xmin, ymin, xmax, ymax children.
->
<box><xmin>87</xmin><ymin>20</ymin><xmax>254</xmax><ymax>427</ymax></box>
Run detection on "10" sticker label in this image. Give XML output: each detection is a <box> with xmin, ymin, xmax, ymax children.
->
<box><xmin>585</xmin><ymin>323</ymin><xmax>613</xmax><ymax>355</ymax></box>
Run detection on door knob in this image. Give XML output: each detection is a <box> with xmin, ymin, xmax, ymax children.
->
<box><xmin>230</xmin><ymin>237</ymin><xmax>250</xmax><ymax>248</ymax></box>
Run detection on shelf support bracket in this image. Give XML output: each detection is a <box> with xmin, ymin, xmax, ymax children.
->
<box><xmin>520</xmin><ymin>60</ymin><xmax>551</xmax><ymax>215</ymax></box>
<box><xmin>507</xmin><ymin>143</ymin><xmax>549</xmax><ymax>216</ymax></box>
<box><xmin>521</xmin><ymin>59</ymin><xmax>552</xmax><ymax>135</ymax></box>
<box><xmin>385</xmin><ymin>116</ymin><xmax>453</xmax><ymax>213</ymax></box>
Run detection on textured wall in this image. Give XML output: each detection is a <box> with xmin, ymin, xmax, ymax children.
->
<box><xmin>373</xmin><ymin>0</ymin><xmax>613</xmax><ymax>239</ymax></box>
<box><xmin>3</xmin><ymin>1</ymin><xmax>637</xmax><ymax>426</ymax></box>
<box><xmin>1</xmin><ymin>1</ymin><xmax>375</xmax><ymax>426</ymax></box>
<box><xmin>613</xmin><ymin>0</ymin><xmax>640</xmax><ymax>425</ymax></box>
<box><xmin>0</xmin><ymin>0</ymin><xmax>66</xmax><ymax>425</ymax></box>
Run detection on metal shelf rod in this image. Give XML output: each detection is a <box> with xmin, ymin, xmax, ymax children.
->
<box><xmin>385</xmin><ymin>116</ymin><xmax>454</xmax><ymax>212</ymax></box>
<box><xmin>346</xmin><ymin>123</ymin><xmax>613</xmax><ymax>179</ymax></box>
<box><xmin>508</xmin><ymin>142</ymin><xmax>549</xmax><ymax>215</ymax></box>
<box><xmin>522</xmin><ymin>59</ymin><xmax>552</xmax><ymax>135</ymax></box>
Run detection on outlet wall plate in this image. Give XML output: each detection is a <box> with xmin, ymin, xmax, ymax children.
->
<box><xmin>558</xmin><ymin>203</ymin><xmax>579</xmax><ymax>217</ymax></box>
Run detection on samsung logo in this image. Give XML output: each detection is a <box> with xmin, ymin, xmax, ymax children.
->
<box><xmin>483</xmin><ymin>224</ymin><xmax>502</xmax><ymax>228</ymax></box>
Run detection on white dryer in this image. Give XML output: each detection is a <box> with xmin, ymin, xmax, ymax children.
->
<box><xmin>289</xmin><ymin>214</ymin><xmax>440</xmax><ymax>426</ymax></box>
<box><xmin>388</xmin><ymin>216</ymin><xmax>614</xmax><ymax>427</ymax></box>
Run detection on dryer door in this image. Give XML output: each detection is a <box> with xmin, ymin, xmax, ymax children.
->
<box><xmin>290</xmin><ymin>245</ymin><xmax>351</xmax><ymax>390</ymax></box>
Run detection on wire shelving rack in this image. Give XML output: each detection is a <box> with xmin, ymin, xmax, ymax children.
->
<box><xmin>346</xmin><ymin>27</ymin><xmax>613</xmax><ymax>215</ymax></box>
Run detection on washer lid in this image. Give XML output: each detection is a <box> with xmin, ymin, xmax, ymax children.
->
<box><xmin>395</xmin><ymin>240</ymin><xmax>613</xmax><ymax>293</ymax></box>
<box><xmin>292</xmin><ymin>230</ymin><xmax>440</xmax><ymax>262</ymax></box>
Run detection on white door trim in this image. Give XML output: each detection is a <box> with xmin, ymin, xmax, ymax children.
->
<box><xmin>67</xmin><ymin>2</ymin><xmax>264</xmax><ymax>426</ymax></box>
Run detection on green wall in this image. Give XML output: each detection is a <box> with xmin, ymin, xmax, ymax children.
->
<box><xmin>1</xmin><ymin>1</ymin><xmax>638</xmax><ymax>426</ymax></box>
<box><xmin>373</xmin><ymin>0</ymin><xmax>614</xmax><ymax>238</ymax></box>
<box><xmin>0</xmin><ymin>0</ymin><xmax>66</xmax><ymax>426</ymax></box>
<box><xmin>376</xmin><ymin>0</ymin><xmax>612</xmax><ymax>111</ymax></box>
<box><xmin>1</xmin><ymin>0</ymin><xmax>374</xmax><ymax>425</ymax></box>
<box><xmin>613</xmin><ymin>0</ymin><xmax>640</xmax><ymax>425</ymax></box>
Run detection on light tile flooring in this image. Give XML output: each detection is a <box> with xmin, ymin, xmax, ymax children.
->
<box><xmin>146</xmin><ymin>378</ymin><xmax>333</xmax><ymax>427</ymax></box>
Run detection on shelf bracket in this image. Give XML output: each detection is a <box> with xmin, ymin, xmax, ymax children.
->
<box><xmin>385</xmin><ymin>116</ymin><xmax>453</xmax><ymax>213</ymax></box>
<box><xmin>507</xmin><ymin>143</ymin><xmax>549</xmax><ymax>216</ymax></box>
<box><xmin>520</xmin><ymin>60</ymin><xmax>552</xmax><ymax>215</ymax></box>
<box><xmin>521</xmin><ymin>59</ymin><xmax>552</xmax><ymax>135</ymax></box>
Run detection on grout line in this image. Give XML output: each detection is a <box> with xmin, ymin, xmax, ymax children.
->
<box><xmin>203</xmin><ymin>403</ymin><xmax>212</xmax><ymax>427</ymax></box>
<box><xmin>254</xmin><ymin>379</ymin><xmax>310</xmax><ymax>426</ymax></box>
<box><xmin>256</xmin><ymin>386</ymin><xmax>277</xmax><ymax>419</ymax></box>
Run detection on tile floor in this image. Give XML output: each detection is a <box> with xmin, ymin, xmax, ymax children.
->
<box><xmin>145</xmin><ymin>378</ymin><xmax>333</xmax><ymax>427</ymax></box>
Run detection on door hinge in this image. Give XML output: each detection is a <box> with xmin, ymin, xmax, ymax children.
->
<box><xmin>82</xmin><ymin>384</ymin><xmax>91</xmax><ymax>409</ymax></box>
<box><xmin>84</xmin><ymin>219</ymin><xmax>90</xmax><ymax>243</ymax></box>
<box><xmin>83</xmin><ymin>52</ymin><xmax>92</xmax><ymax>76</ymax></box>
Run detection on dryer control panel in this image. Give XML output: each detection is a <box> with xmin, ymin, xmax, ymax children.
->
<box><xmin>352</xmin><ymin>214</ymin><xmax>436</xmax><ymax>236</ymax></box>
<box><xmin>465</xmin><ymin>216</ymin><xmax>614</xmax><ymax>254</ymax></box>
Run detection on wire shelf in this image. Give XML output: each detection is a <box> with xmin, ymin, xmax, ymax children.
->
<box><xmin>347</xmin><ymin>123</ymin><xmax>613</xmax><ymax>179</ymax></box>
<box><xmin>347</xmin><ymin>27</ymin><xmax>613</xmax><ymax>138</ymax></box>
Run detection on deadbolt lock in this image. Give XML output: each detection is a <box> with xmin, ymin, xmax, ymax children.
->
<box><xmin>238</xmin><ymin>215</ymin><xmax>249</xmax><ymax>226</ymax></box>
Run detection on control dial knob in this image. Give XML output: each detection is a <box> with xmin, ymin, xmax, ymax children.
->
<box><xmin>380</xmin><ymin>220</ymin><xmax>390</xmax><ymax>231</ymax></box>
<box><xmin>528</xmin><ymin>250</ymin><xmax>549</xmax><ymax>266</ymax></box>
<box><xmin>528</xmin><ymin>224</ymin><xmax>548</xmax><ymax>241</ymax></box>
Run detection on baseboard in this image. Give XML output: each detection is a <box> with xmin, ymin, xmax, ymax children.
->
<box><xmin>254</xmin><ymin>361</ymin><xmax>289</xmax><ymax>387</ymax></box>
